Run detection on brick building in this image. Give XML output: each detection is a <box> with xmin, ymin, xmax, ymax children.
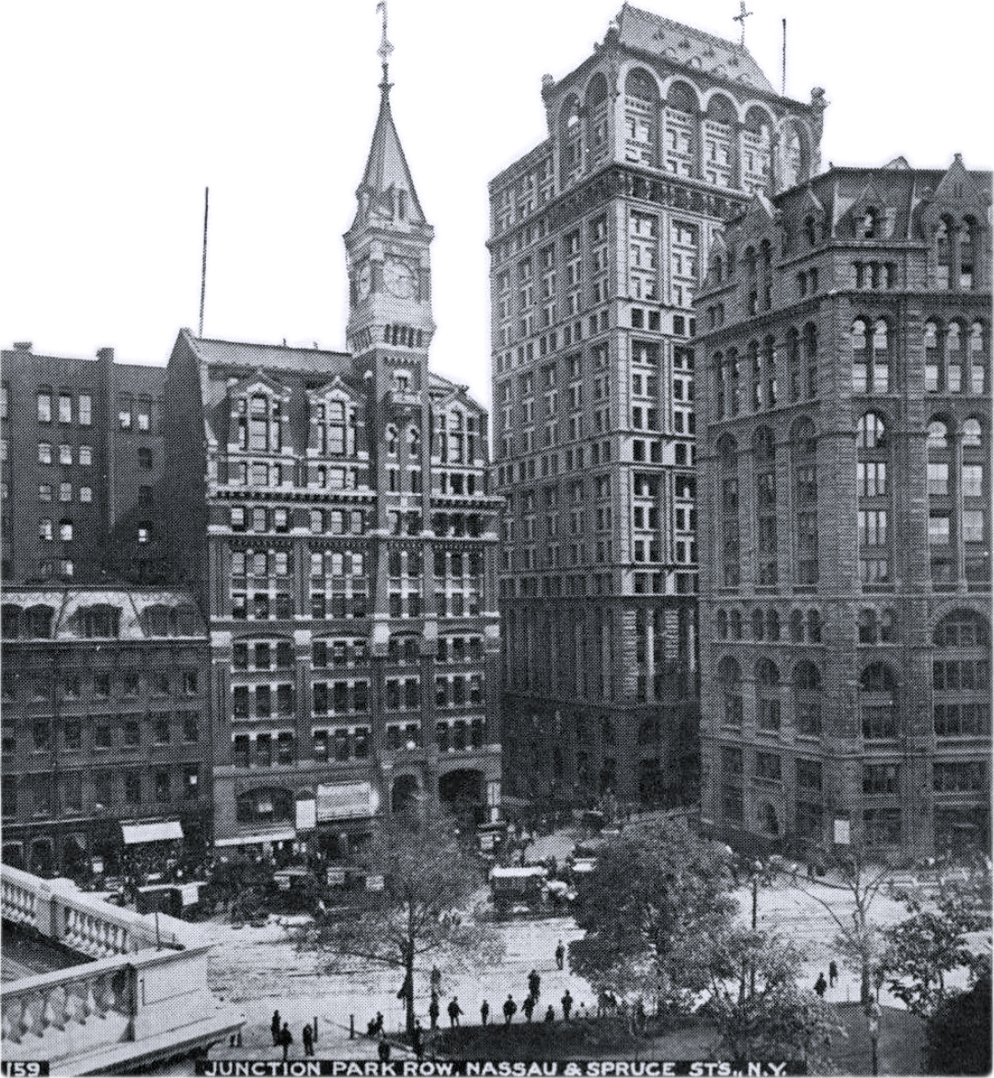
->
<box><xmin>1</xmin><ymin>343</ymin><xmax>167</xmax><ymax>586</ymax></box>
<box><xmin>159</xmin><ymin>63</ymin><xmax>502</xmax><ymax>851</ymax></box>
<box><xmin>488</xmin><ymin>3</ymin><xmax>824</xmax><ymax>807</ymax></box>
<box><xmin>1</xmin><ymin>586</ymin><xmax>210</xmax><ymax>876</ymax></box>
<box><xmin>694</xmin><ymin>156</ymin><xmax>992</xmax><ymax>859</ymax></box>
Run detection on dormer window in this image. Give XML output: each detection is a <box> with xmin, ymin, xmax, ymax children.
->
<box><xmin>804</xmin><ymin>215</ymin><xmax>817</xmax><ymax>246</ymax></box>
<box><xmin>861</xmin><ymin>208</ymin><xmax>877</xmax><ymax>239</ymax></box>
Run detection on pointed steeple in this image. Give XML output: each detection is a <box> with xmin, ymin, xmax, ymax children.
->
<box><xmin>351</xmin><ymin>2</ymin><xmax>426</xmax><ymax>231</ymax></box>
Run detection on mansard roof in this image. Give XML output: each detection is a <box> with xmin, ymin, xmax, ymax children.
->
<box><xmin>617</xmin><ymin>3</ymin><xmax>776</xmax><ymax>95</ymax></box>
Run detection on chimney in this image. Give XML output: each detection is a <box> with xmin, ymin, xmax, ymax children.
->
<box><xmin>96</xmin><ymin>347</ymin><xmax>114</xmax><ymax>363</ymax></box>
<box><xmin>13</xmin><ymin>341</ymin><xmax>32</xmax><ymax>352</ymax></box>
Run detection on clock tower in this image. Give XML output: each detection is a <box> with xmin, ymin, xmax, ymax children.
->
<box><xmin>344</xmin><ymin>41</ymin><xmax>435</xmax><ymax>369</ymax></box>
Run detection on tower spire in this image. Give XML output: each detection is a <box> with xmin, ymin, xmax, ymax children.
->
<box><xmin>376</xmin><ymin>0</ymin><xmax>394</xmax><ymax>92</ymax></box>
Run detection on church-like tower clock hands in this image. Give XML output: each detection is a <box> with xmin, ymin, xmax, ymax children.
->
<box><xmin>383</xmin><ymin>258</ymin><xmax>416</xmax><ymax>299</ymax></box>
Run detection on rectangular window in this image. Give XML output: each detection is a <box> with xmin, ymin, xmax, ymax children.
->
<box><xmin>37</xmin><ymin>390</ymin><xmax>52</xmax><ymax>423</ymax></box>
<box><xmin>59</xmin><ymin>393</ymin><xmax>72</xmax><ymax>423</ymax></box>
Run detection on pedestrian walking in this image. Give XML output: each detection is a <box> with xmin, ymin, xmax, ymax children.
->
<box><xmin>544</xmin><ymin>1005</ymin><xmax>555</xmax><ymax>1023</ymax></box>
<box><xmin>428</xmin><ymin>993</ymin><xmax>440</xmax><ymax>1030</ymax></box>
<box><xmin>814</xmin><ymin>972</ymin><xmax>827</xmax><ymax>998</ymax></box>
<box><xmin>412</xmin><ymin>1020</ymin><xmax>424</xmax><ymax>1061</ymax></box>
<box><xmin>828</xmin><ymin>960</ymin><xmax>838</xmax><ymax>988</ymax></box>
<box><xmin>279</xmin><ymin>1022</ymin><xmax>293</xmax><ymax>1062</ymax></box>
<box><xmin>528</xmin><ymin>969</ymin><xmax>541</xmax><ymax>1000</ymax></box>
<box><xmin>503</xmin><ymin>994</ymin><xmax>517</xmax><ymax>1027</ymax></box>
<box><xmin>271</xmin><ymin>1010</ymin><xmax>282</xmax><ymax>1047</ymax></box>
<box><xmin>378</xmin><ymin>1035</ymin><xmax>391</xmax><ymax>1063</ymax></box>
<box><xmin>561</xmin><ymin>989</ymin><xmax>573</xmax><ymax>1022</ymax></box>
<box><xmin>555</xmin><ymin>940</ymin><xmax>565</xmax><ymax>970</ymax></box>
<box><xmin>302</xmin><ymin>1023</ymin><xmax>314</xmax><ymax>1057</ymax></box>
<box><xmin>448</xmin><ymin>997</ymin><xmax>463</xmax><ymax>1028</ymax></box>
<box><xmin>522</xmin><ymin>994</ymin><xmax>536</xmax><ymax>1022</ymax></box>
<box><xmin>480</xmin><ymin>1000</ymin><xmax>490</xmax><ymax>1027</ymax></box>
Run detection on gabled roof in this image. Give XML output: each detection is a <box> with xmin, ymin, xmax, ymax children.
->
<box><xmin>617</xmin><ymin>3</ymin><xmax>775</xmax><ymax>95</ymax></box>
<box><xmin>353</xmin><ymin>83</ymin><xmax>426</xmax><ymax>227</ymax></box>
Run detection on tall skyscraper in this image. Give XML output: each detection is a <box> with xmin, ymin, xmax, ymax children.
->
<box><xmin>489</xmin><ymin>3</ymin><xmax>824</xmax><ymax>807</ymax></box>
<box><xmin>161</xmin><ymin>45</ymin><xmax>502</xmax><ymax>851</ymax></box>
<box><xmin>695</xmin><ymin>156</ymin><xmax>991</xmax><ymax>858</ymax></box>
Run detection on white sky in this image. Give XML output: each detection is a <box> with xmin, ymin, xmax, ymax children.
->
<box><xmin>1</xmin><ymin>0</ymin><xmax>990</xmax><ymax>415</ymax></box>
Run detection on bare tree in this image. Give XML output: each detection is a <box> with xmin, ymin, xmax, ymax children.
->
<box><xmin>293</xmin><ymin>809</ymin><xmax>503</xmax><ymax>1035</ymax></box>
<box><xmin>797</xmin><ymin>842</ymin><xmax>890</xmax><ymax>1004</ymax></box>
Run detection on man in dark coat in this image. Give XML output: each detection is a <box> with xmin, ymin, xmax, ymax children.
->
<box><xmin>279</xmin><ymin>1022</ymin><xmax>293</xmax><ymax>1061</ymax></box>
<box><xmin>528</xmin><ymin>969</ymin><xmax>541</xmax><ymax>1000</ymax></box>
<box><xmin>302</xmin><ymin>1023</ymin><xmax>314</xmax><ymax>1057</ymax></box>
<box><xmin>271</xmin><ymin>1010</ymin><xmax>282</xmax><ymax>1047</ymax></box>
<box><xmin>448</xmin><ymin>997</ymin><xmax>463</xmax><ymax>1027</ymax></box>
<box><xmin>555</xmin><ymin>940</ymin><xmax>566</xmax><ymax>970</ymax></box>
<box><xmin>522</xmin><ymin>994</ymin><xmax>536</xmax><ymax>1022</ymax></box>
<box><xmin>428</xmin><ymin>993</ymin><xmax>440</xmax><ymax>1030</ymax></box>
<box><xmin>561</xmin><ymin>989</ymin><xmax>573</xmax><ymax>1021</ymax></box>
<box><xmin>480</xmin><ymin>1000</ymin><xmax>490</xmax><ymax>1026</ymax></box>
<box><xmin>503</xmin><ymin>994</ymin><xmax>517</xmax><ymax>1027</ymax></box>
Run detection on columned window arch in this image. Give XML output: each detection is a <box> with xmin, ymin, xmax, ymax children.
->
<box><xmin>754</xmin><ymin>426</ymin><xmax>777</xmax><ymax>585</ymax></box>
<box><xmin>860</xmin><ymin>662</ymin><xmax>898</xmax><ymax>740</ymax></box>
<box><xmin>755</xmin><ymin>658</ymin><xmax>781</xmax><ymax>732</ymax></box>
<box><xmin>857</xmin><ymin>411</ymin><xmax>890</xmax><ymax>587</ymax></box>
<box><xmin>718</xmin><ymin>434</ymin><xmax>740</xmax><ymax>587</ymax></box>
<box><xmin>718</xmin><ymin>657</ymin><xmax>743</xmax><ymax>727</ymax></box>
<box><xmin>791</xmin><ymin>418</ymin><xmax>818</xmax><ymax>586</ymax></box>
<box><xmin>624</xmin><ymin>68</ymin><xmax>659</xmax><ymax>166</ymax></box>
<box><xmin>793</xmin><ymin>660</ymin><xmax>822</xmax><ymax>736</ymax></box>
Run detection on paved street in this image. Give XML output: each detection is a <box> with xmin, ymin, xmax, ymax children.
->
<box><xmin>183</xmin><ymin>835</ymin><xmax>981</xmax><ymax>1068</ymax></box>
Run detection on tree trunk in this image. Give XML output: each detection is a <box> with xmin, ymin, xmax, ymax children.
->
<box><xmin>861</xmin><ymin>961</ymin><xmax>871</xmax><ymax>1005</ymax></box>
<box><xmin>405</xmin><ymin>911</ymin><xmax>417</xmax><ymax>1037</ymax></box>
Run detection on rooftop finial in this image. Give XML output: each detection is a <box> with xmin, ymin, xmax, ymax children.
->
<box><xmin>733</xmin><ymin>0</ymin><xmax>753</xmax><ymax>47</ymax></box>
<box><xmin>376</xmin><ymin>0</ymin><xmax>394</xmax><ymax>92</ymax></box>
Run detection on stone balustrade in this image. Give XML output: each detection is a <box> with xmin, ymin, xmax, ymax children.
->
<box><xmin>2</xmin><ymin>866</ymin><xmax>242</xmax><ymax>1071</ymax></box>
<box><xmin>1</xmin><ymin>864</ymin><xmax>188</xmax><ymax>957</ymax></box>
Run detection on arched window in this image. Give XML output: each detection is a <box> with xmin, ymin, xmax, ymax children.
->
<box><xmin>936</xmin><ymin>217</ymin><xmax>953</xmax><ymax>290</ymax></box>
<box><xmin>727</xmin><ymin>347</ymin><xmax>741</xmax><ymax>415</ymax></box>
<box><xmin>624</xmin><ymin>68</ymin><xmax>659</xmax><ymax>166</ymax></box>
<box><xmin>927</xmin><ymin>417</ymin><xmax>954</xmax><ymax>587</ymax></box>
<box><xmin>716</xmin><ymin>609</ymin><xmax>728</xmax><ymax>639</ymax></box>
<box><xmin>946</xmin><ymin>322</ymin><xmax>963</xmax><ymax>392</ymax></box>
<box><xmin>766</xmin><ymin>609</ymin><xmax>780</xmax><ymax>641</ymax></box>
<box><xmin>718</xmin><ymin>657</ymin><xmax>743</xmax><ymax>727</ymax></box>
<box><xmin>969</xmin><ymin>321</ymin><xmax>987</xmax><ymax>394</ymax></box>
<box><xmin>963</xmin><ymin>418</ymin><xmax>982</xmax><ymax>447</ymax></box>
<box><xmin>756</xmin><ymin>659</ymin><xmax>781</xmax><ymax>731</ymax></box>
<box><xmin>718</xmin><ymin>434</ymin><xmax>740</xmax><ymax>587</ymax></box>
<box><xmin>585</xmin><ymin>73</ymin><xmax>610</xmax><ymax>167</ymax></box>
<box><xmin>924</xmin><ymin>319</ymin><xmax>941</xmax><ymax>391</ymax></box>
<box><xmin>804</xmin><ymin>215</ymin><xmax>818</xmax><ymax>246</ymax></box>
<box><xmin>713</xmin><ymin>352</ymin><xmax>725</xmax><ymax>419</ymax></box>
<box><xmin>793</xmin><ymin>661</ymin><xmax>822</xmax><ymax>736</ymax></box>
<box><xmin>861</xmin><ymin>207</ymin><xmax>878</xmax><ymax>239</ymax></box>
<box><xmin>144</xmin><ymin>604</ymin><xmax>170</xmax><ymax>637</ymax></box>
<box><xmin>559</xmin><ymin>95</ymin><xmax>583</xmax><ymax>185</ymax></box>
<box><xmin>781</xmin><ymin>120</ymin><xmax>809</xmax><ymax>187</ymax></box>
<box><xmin>860</xmin><ymin>663</ymin><xmax>898</xmax><ymax>739</ymax></box>
<box><xmin>729</xmin><ymin>609</ymin><xmax>743</xmax><ymax>640</ymax></box>
<box><xmin>792</xmin><ymin>418</ymin><xmax>818</xmax><ymax>586</ymax></box>
<box><xmin>754</xmin><ymin>426</ymin><xmax>777</xmax><ymax>585</ymax></box>
<box><xmin>787</xmin><ymin>326</ymin><xmax>802</xmax><ymax>401</ymax></box>
<box><xmin>851</xmin><ymin>318</ymin><xmax>869</xmax><ymax>392</ymax></box>
<box><xmin>790</xmin><ymin>608</ymin><xmax>804</xmax><ymax>642</ymax></box>
<box><xmin>386</xmin><ymin>425</ymin><xmax>398</xmax><ymax>455</ymax></box>
<box><xmin>747</xmin><ymin>340</ymin><xmax>761</xmax><ymax>410</ymax></box>
<box><xmin>80</xmin><ymin>604</ymin><xmax>121</xmax><ymax>638</ymax></box>
<box><xmin>857</xmin><ymin>411</ymin><xmax>890</xmax><ymax>588</ymax></box>
<box><xmin>752</xmin><ymin>608</ymin><xmax>765</xmax><ymax>640</ymax></box>
<box><xmin>807</xmin><ymin>609</ymin><xmax>822</xmax><ymax>643</ymax></box>
<box><xmin>664</xmin><ymin>81</ymin><xmax>698</xmax><ymax>177</ymax></box>
<box><xmin>711</xmin><ymin>253</ymin><xmax>724</xmax><ymax>284</ymax></box>
<box><xmin>960</xmin><ymin>217</ymin><xmax>978</xmax><ymax>290</ymax></box>
<box><xmin>803</xmin><ymin>322</ymin><xmax>818</xmax><ymax>398</ymax></box>
<box><xmin>703</xmin><ymin>94</ymin><xmax>735</xmax><ymax>187</ymax></box>
<box><xmin>742</xmin><ymin>106</ymin><xmax>772</xmax><ymax>191</ymax></box>
<box><xmin>960</xmin><ymin>416</ymin><xmax>989</xmax><ymax>584</ymax></box>
<box><xmin>870</xmin><ymin>319</ymin><xmax>891</xmax><ymax>392</ymax></box>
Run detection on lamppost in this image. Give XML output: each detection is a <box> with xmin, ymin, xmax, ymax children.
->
<box><xmin>865</xmin><ymin>997</ymin><xmax>881</xmax><ymax>1076</ymax></box>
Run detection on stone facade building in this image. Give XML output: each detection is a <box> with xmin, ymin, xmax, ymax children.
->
<box><xmin>1</xmin><ymin>586</ymin><xmax>210</xmax><ymax>875</ymax></box>
<box><xmin>160</xmin><ymin>67</ymin><xmax>502</xmax><ymax>851</ymax></box>
<box><xmin>694</xmin><ymin>156</ymin><xmax>991</xmax><ymax>859</ymax></box>
<box><xmin>1</xmin><ymin>344</ymin><xmax>166</xmax><ymax>586</ymax></box>
<box><xmin>489</xmin><ymin>3</ymin><xmax>824</xmax><ymax>806</ymax></box>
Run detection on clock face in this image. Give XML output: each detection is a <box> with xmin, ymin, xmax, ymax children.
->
<box><xmin>383</xmin><ymin>258</ymin><xmax>416</xmax><ymax>299</ymax></box>
<box><xmin>357</xmin><ymin>262</ymin><xmax>372</xmax><ymax>299</ymax></box>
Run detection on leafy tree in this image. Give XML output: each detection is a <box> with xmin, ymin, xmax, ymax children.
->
<box><xmin>883</xmin><ymin>860</ymin><xmax>993</xmax><ymax>1017</ymax></box>
<box><xmin>569</xmin><ymin>819</ymin><xmax>737</xmax><ymax>1012</ymax></box>
<box><xmin>798</xmin><ymin>842</ymin><xmax>889</xmax><ymax>1003</ymax></box>
<box><xmin>293</xmin><ymin>810</ymin><xmax>502</xmax><ymax>1035</ymax></box>
<box><xmin>702</xmin><ymin>929</ymin><xmax>845</xmax><ymax>1068</ymax></box>
<box><xmin>925</xmin><ymin>959</ymin><xmax>992</xmax><ymax>1075</ymax></box>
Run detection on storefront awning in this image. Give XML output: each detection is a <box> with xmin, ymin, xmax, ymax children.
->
<box><xmin>121</xmin><ymin>820</ymin><xmax>184</xmax><ymax>845</ymax></box>
<box><xmin>214</xmin><ymin>829</ymin><xmax>296</xmax><ymax>848</ymax></box>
